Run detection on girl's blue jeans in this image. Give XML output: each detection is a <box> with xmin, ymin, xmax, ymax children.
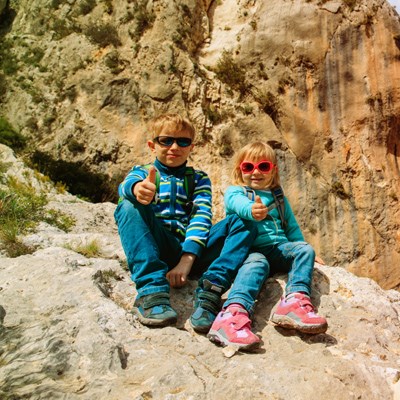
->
<box><xmin>114</xmin><ymin>200</ymin><xmax>258</xmax><ymax>300</ymax></box>
<box><xmin>259</xmin><ymin>241</ymin><xmax>316</xmax><ymax>296</ymax></box>
<box><xmin>223</xmin><ymin>241</ymin><xmax>315</xmax><ymax>314</ymax></box>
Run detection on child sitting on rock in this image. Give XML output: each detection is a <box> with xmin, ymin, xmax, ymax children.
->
<box><xmin>208</xmin><ymin>141</ymin><xmax>327</xmax><ymax>347</ymax></box>
<box><xmin>114</xmin><ymin>113</ymin><xmax>258</xmax><ymax>333</ymax></box>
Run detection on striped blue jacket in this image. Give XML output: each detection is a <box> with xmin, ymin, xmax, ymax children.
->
<box><xmin>118</xmin><ymin>158</ymin><xmax>213</xmax><ymax>257</ymax></box>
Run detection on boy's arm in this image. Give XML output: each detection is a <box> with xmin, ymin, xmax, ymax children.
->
<box><xmin>133</xmin><ymin>166</ymin><xmax>156</xmax><ymax>205</ymax></box>
<box><xmin>118</xmin><ymin>166</ymin><xmax>153</xmax><ymax>203</ymax></box>
<box><xmin>181</xmin><ymin>171</ymin><xmax>213</xmax><ymax>257</ymax></box>
<box><xmin>166</xmin><ymin>253</ymin><xmax>196</xmax><ymax>287</ymax></box>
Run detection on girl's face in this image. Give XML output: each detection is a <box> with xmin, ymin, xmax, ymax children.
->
<box><xmin>240</xmin><ymin>158</ymin><xmax>275</xmax><ymax>190</ymax></box>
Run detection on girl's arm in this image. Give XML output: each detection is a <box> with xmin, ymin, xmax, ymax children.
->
<box><xmin>224</xmin><ymin>186</ymin><xmax>255</xmax><ymax>220</ymax></box>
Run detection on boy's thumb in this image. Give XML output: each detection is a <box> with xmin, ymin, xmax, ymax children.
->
<box><xmin>255</xmin><ymin>195</ymin><xmax>263</xmax><ymax>204</ymax></box>
<box><xmin>146</xmin><ymin>166</ymin><xmax>157</xmax><ymax>184</ymax></box>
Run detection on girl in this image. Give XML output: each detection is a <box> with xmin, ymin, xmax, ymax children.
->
<box><xmin>209</xmin><ymin>141</ymin><xmax>327</xmax><ymax>342</ymax></box>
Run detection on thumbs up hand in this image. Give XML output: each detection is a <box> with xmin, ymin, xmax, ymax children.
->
<box><xmin>147</xmin><ymin>166</ymin><xmax>156</xmax><ymax>185</ymax></box>
<box><xmin>251</xmin><ymin>195</ymin><xmax>268</xmax><ymax>221</ymax></box>
<box><xmin>133</xmin><ymin>166</ymin><xmax>157</xmax><ymax>205</ymax></box>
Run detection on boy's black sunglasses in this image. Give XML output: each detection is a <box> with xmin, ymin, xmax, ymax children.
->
<box><xmin>153</xmin><ymin>136</ymin><xmax>193</xmax><ymax>148</ymax></box>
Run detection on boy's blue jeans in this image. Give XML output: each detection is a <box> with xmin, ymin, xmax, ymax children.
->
<box><xmin>114</xmin><ymin>200</ymin><xmax>258</xmax><ymax>300</ymax></box>
<box><xmin>258</xmin><ymin>241</ymin><xmax>316</xmax><ymax>296</ymax></box>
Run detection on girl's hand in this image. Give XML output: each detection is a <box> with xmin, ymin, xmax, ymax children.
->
<box><xmin>315</xmin><ymin>255</ymin><xmax>325</xmax><ymax>265</ymax></box>
<box><xmin>133</xmin><ymin>166</ymin><xmax>157</xmax><ymax>205</ymax></box>
<box><xmin>252</xmin><ymin>195</ymin><xmax>268</xmax><ymax>221</ymax></box>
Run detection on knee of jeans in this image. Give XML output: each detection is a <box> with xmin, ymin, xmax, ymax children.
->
<box><xmin>241</xmin><ymin>252</ymin><xmax>270</xmax><ymax>277</ymax></box>
<box><xmin>297</xmin><ymin>242</ymin><xmax>315</xmax><ymax>258</ymax></box>
<box><xmin>115</xmin><ymin>200</ymin><xmax>138</xmax><ymax>222</ymax></box>
<box><xmin>244</xmin><ymin>252</ymin><xmax>268</xmax><ymax>266</ymax></box>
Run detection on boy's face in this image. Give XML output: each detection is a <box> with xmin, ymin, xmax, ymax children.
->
<box><xmin>148</xmin><ymin>128</ymin><xmax>194</xmax><ymax>167</ymax></box>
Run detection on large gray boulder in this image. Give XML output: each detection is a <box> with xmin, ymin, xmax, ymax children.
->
<box><xmin>0</xmin><ymin>145</ymin><xmax>400</xmax><ymax>399</ymax></box>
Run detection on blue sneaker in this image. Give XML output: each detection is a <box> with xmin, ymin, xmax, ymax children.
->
<box><xmin>132</xmin><ymin>292</ymin><xmax>177</xmax><ymax>327</ymax></box>
<box><xmin>190</xmin><ymin>280</ymin><xmax>223</xmax><ymax>333</ymax></box>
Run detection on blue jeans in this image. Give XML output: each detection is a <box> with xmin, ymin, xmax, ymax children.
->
<box><xmin>223</xmin><ymin>252</ymin><xmax>269</xmax><ymax>314</ymax></box>
<box><xmin>114</xmin><ymin>200</ymin><xmax>257</xmax><ymax>298</ymax></box>
<box><xmin>260</xmin><ymin>241</ymin><xmax>316</xmax><ymax>296</ymax></box>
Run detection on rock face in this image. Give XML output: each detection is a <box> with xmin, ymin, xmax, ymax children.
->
<box><xmin>1</xmin><ymin>145</ymin><xmax>400</xmax><ymax>399</ymax></box>
<box><xmin>0</xmin><ymin>1</ymin><xmax>399</xmax><ymax>289</ymax></box>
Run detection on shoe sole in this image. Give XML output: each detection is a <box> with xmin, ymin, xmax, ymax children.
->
<box><xmin>207</xmin><ymin>329</ymin><xmax>261</xmax><ymax>351</ymax></box>
<box><xmin>132</xmin><ymin>307</ymin><xmax>177</xmax><ymax>327</ymax></box>
<box><xmin>189</xmin><ymin>319</ymin><xmax>212</xmax><ymax>333</ymax></box>
<box><xmin>271</xmin><ymin>314</ymin><xmax>328</xmax><ymax>334</ymax></box>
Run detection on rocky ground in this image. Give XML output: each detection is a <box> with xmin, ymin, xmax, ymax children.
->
<box><xmin>1</xmin><ymin>146</ymin><xmax>400</xmax><ymax>399</ymax></box>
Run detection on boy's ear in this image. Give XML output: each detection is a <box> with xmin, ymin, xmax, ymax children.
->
<box><xmin>147</xmin><ymin>140</ymin><xmax>156</xmax><ymax>152</ymax></box>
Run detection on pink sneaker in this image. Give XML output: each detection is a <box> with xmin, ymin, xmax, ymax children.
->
<box><xmin>207</xmin><ymin>305</ymin><xmax>261</xmax><ymax>350</ymax></box>
<box><xmin>271</xmin><ymin>292</ymin><xmax>328</xmax><ymax>334</ymax></box>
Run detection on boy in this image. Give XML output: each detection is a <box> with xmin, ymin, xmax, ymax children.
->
<box><xmin>114</xmin><ymin>113</ymin><xmax>257</xmax><ymax>331</ymax></box>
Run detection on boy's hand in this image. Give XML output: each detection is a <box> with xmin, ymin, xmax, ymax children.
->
<box><xmin>166</xmin><ymin>253</ymin><xmax>196</xmax><ymax>288</ymax></box>
<box><xmin>133</xmin><ymin>166</ymin><xmax>157</xmax><ymax>205</ymax></box>
<box><xmin>252</xmin><ymin>195</ymin><xmax>268</xmax><ymax>221</ymax></box>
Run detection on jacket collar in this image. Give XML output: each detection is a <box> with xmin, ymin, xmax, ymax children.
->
<box><xmin>154</xmin><ymin>158</ymin><xmax>187</xmax><ymax>177</ymax></box>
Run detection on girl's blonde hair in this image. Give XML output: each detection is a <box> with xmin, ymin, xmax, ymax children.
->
<box><xmin>232</xmin><ymin>141</ymin><xmax>281</xmax><ymax>187</ymax></box>
<box><xmin>148</xmin><ymin>113</ymin><xmax>196</xmax><ymax>140</ymax></box>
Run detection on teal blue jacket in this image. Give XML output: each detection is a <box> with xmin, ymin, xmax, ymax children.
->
<box><xmin>224</xmin><ymin>185</ymin><xmax>304</xmax><ymax>251</ymax></box>
<box><xmin>118</xmin><ymin>158</ymin><xmax>212</xmax><ymax>257</ymax></box>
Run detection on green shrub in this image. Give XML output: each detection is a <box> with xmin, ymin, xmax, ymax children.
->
<box><xmin>43</xmin><ymin>209</ymin><xmax>76</xmax><ymax>232</ymax></box>
<box><xmin>0</xmin><ymin>173</ymin><xmax>77</xmax><ymax>256</ymax></box>
<box><xmin>0</xmin><ymin>117</ymin><xmax>26</xmax><ymax>151</ymax></box>
<box><xmin>132</xmin><ymin>0</ymin><xmax>155</xmax><ymax>40</ymax></box>
<box><xmin>51</xmin><ymin>18</ymin><xmax>79</xmax><ymax>40</ymax></box>
<box><xmin>0</xmin><ymin>39</ymin><xmax>18</xmax><ymax>75</ymax></box>
<box><xmin>214</xmin><ymin>50</ymin><xmax>249</xmax><ymax>95</ymax></box>
<box><xmin>84</xmin><ymin>22</ymin><xmax>121</xmax><ymax>47</ymax></box>
<box><xmin>67</xmin><ymin>239</ymin><xmax>101</xmax><ymax>258</ymax></box>
<box><xmin>21</xmin><ymin>47</ymin><xmax>45</xmax><ymax>67</ymax></box>
<box><xmin>0</xmin><ymin>177</ymin><xmax>47</xmax><ymax>256</ymax></box>
<box><xmin>0</xmin><ymin>73</ymin><xmax>6</xmax><ymax>98</ymax></box>
<box><xmin>67</xmin><ymin>138</ymin><xmax>85</xmax><ymax>154</ymax></box>
<box><xmin>79</xmin><ymin>0</ymin><xmax>96</xmax><ymax>15</ymax></box>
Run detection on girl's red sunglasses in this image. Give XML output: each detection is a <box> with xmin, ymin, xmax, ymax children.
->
<box><xmin>240</xmin><ymin>160</ymin><xmax>276</xmax><ymax>174</ymax></box>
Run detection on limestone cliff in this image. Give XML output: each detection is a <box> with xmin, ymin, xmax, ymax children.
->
<box><xmin>0</xmin><ymin>0</ymin><xmax>399</xmax><ymax>288</ymax></box>
<box><xmin>1</xmin><ymin>144</ymin><xmax>400</xmax><ymax>400</ymax></box>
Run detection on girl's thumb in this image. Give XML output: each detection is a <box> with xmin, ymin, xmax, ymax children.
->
<box><xmin>255</xmin><ymin>195</ymin><xmax>263</xmax><ymax>204</ymax></box>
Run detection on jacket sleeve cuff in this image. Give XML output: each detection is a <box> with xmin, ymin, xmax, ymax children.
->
<box><xmin>182</xmin><ymin>240</ymin><xmax>204</xmax><ymax>258</ymax></box>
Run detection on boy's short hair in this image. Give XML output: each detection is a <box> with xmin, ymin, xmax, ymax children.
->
<box><xmin>148</xmin><ymin>113</ymin><xmax>196</xmax><ymax>140</ymax></box>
